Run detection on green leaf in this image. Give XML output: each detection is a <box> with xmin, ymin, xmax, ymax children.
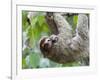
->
<box><xmin>38</xmin><ymin>16</ymin><xmax>45</xmax><ymax>26</ymax></box>
<box><xmin>31</xmin><ymin>17</ymin><xmax>38</xmax><ymax>28</ymax></box>
<box><xmin>22</xmin><ymin>58</ymin><xmax>28</xmax><ymax>69</ymax></box>
<box><xmin>62</xmin><ymin>61</ymin><xmax>80</xmax><ymax>67</ymax></box>
<box><xmin>66</xmin><ymin>16</ymin><xmax>73</xmax><ymax>26</ymax></box>
<box><xmin>29</xmin><ymin>53</ymin><xmax>40</xmax><ymax>68</ymax></box>
<box><xmin>22</xmin><ymin>48</ymin><xmax>30</xmax><ymax>58</ymax></box>
<box><xmin>73</xmin><ymin>15</ymin><xmax>78</xmax><ymax>30</ymax></box>
<box><xmin>49</xmin><ymin>60</ymin><xmax>62</xmax><ymax>67</ymax></box>
<box><xmin>22</xmin><ymin>11</ymin><xmax>29</xmax><ymax>31</ymax></box>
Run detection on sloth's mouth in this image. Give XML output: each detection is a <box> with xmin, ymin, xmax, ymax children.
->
<box><xmin>44</xmin><ymin>43</ymin><xmax>49</xmax><ymax>48</ymax></box>
<box><xmin>44</xmin><ymin>43</ymin><xmax>52</xmax><ymax>51</ymax></box>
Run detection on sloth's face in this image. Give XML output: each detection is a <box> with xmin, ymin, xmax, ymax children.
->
<box><xmin>40</xmin><ymin>35</ymin><xmax>58</xmax><ymax>51</ymax></box>
<box><xmin>40</xmin><ymin>37</ymin><xmax>52</xmax><ymax>51</ymax></box>
<box><xmin>40</xmin><ymin>35</ymin><xmax>58</xmax><ymax>52</ymax></box>
<box><xmin>43</xmin><ymin>38</ymin><xmax>52</xmax><ymax>50</ymax></box>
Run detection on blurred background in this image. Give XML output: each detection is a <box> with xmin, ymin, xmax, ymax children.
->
<box><xmin>22</xmin><ymin>11</ymin><xmax>80</xmax><ymax>69</ymax></box>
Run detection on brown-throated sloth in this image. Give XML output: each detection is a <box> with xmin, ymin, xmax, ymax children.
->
<box><xmin>40</xmin><ymin>12</ymin><xmax>89</xmax><ymax>65</ymax></box>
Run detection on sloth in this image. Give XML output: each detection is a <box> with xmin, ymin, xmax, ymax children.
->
<box><xmin>39</xmin><ymin>34</ymin><xmax>75</xmax><ymax>63</ymax></box>
<box><xmin>40</xmin><ymin>13</ymin><xmax>89</xmax><ymax>65</ymax></box>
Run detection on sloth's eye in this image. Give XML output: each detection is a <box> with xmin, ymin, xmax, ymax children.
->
<box><xmin>52</xmin><ymin>39</ymin><xmax>57</xmax><ymax>43</ymax></box>
<box><xmin>48</xmin><ymin>39</ymin><xmax>51</xmax><ymax>41</ymax></box>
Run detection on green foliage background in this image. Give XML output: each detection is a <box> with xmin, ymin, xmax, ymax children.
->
<box><xmin>22</xmin><ymin>11</ymin><xmax>80</xmax><ymax>69</ymax></box>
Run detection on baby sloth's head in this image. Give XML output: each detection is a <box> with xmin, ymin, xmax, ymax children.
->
<box><xmin>40</xmin><ymin>35</ymin><xmax>58</xmax><ymax>52</ymax></box>
<box><xmin>40</xmin><ymin>37</ymin><xmax>52</xmax><ymax>51</ymax></box>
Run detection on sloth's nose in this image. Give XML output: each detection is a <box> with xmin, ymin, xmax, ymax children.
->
<box><xmin>44</xmin><ymin>43</ymin><xmax>49</xmax><ymax>49</ymax></box>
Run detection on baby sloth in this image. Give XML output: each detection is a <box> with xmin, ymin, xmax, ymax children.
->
<box><xmin>40</xmin><ymin>35</ymin><xmax>75</xmax><ymax>64</ymax></box>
